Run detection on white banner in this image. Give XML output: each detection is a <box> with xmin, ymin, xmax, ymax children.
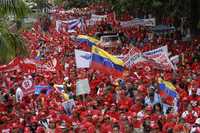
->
<box><xmin>62</xmin><ymin>99</ymin><xmax>75</xmax><ymax>115</ymax></box>
<box><xmin>170</xmin><ymin>55</ymin><xmax>179</xmax><ymax>64</ymax></box>
<box><xmin>86</xmin><ymin>14</ymin><xmax>107</xmax><ymax>25</ymax></box>
<box><xmin>143</xmin><ymin>46</ymin><xmax>174</xmax><ymax>70</ymax></box>
<box><xmin>56</xmin><ymin>18</ymin><xmax>83</xmax><ymax>32</ymax></box>
<box><xmin>76</xmin><ymin>79</ymin><xmax>91</xmax><ymax>96</ymax></box>
<box><xmin>75</xmin><ymin>49</ymin><xmax>92</xmax><ymax>68</ymax></box>
<box><xmin>120</xmin><ymin>18</ymin><xmax>156</xmax><ymax>27</ymax></box>
<box><xmin>123</xmin><ymin>47</ymin><xmax>146</xmax><ymax>67</ymax></box>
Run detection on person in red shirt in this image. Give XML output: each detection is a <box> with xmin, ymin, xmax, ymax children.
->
<box><xmin>100</xmin><ymin>116</ymin><xmax>113</xmax><ymax>133</ymax></box>
<box><xmin>162</xmin><ymin>113</ymin><xmax>177</xmax><ymax>133</ymax></box>
<box><xmin>112</xmin><ymin>122</ymin><xmax>122</xmax><ymax>133</ymax></box>
<box><xmin>130</xmin><ymin>96</ymin><xmax>143</xmax><ymax>113</ymax></box>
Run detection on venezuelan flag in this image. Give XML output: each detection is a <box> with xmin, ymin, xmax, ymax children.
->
<box><xmin>77</xmin><ymin>35</ymin><xmax>99</xmax><ymax>47</ymax></box>
<box><xmin>158</xmin><ymin>78</ymin><xmax>178</xmax><ymax>105</ymax></box>
<box><xmin>91</xmin><ymin>46</ymin><xmax>124</xmax><ymax>77</ymax></box>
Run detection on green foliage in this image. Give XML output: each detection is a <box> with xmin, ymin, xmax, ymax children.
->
<box><xmin>0</xmin><ymin>0</ymin><xmax>29</xmax><ymax>64</ymax></box>
<box><xmin>32</xmin><ymin>0</ymin><xmax>49</xmax><ymax>11</ymax></box>
<box><xmin>54</xmin><ymin>0</ymin><xmax>65</xmax><ymax>6</ymax></box>
<box><xmin>63</xmin><ymin>0</ymin><xmax>88</xmax><ymax>10</ymax></box>
<box><xmin>71</xmin><ymin>0</ymin><xmax>190</xmax><ymax>19</ymax></box>
<box><xmin>0</xmin><ymin>22</ymin><xmax>27</xmax><ymax>64</ymax></box>
<box><xmin>0</xmin><ymin>0</ymin><xmax>30</xmax><ymax>19</ymax></box>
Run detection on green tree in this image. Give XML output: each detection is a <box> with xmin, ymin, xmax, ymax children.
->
<box><xmin>53</xmin><ymin>0</ymin><xmax>65</xmax><ymax>6</ymax></box>
<box><xmin>0</xmin><ymin>0</ymin><xmax>30</xmax><ymax>64</ymax></box>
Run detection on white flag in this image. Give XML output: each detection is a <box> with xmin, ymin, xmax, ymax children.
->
<box><xmin>16</xmin><ymin>87</ymin><xmax>23</xmax><ymax>102</ymax></box>
<box><xmin>75</xmin><ymin>49</ymin><xmax>92</xmax><ymax>68</ymax></box>
<box><xmin>76</xmin><ymin>79</ymin><xmax>90</xmax><ymax>96</ymax></box>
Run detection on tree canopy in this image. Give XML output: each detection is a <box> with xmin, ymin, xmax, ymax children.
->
<box><xmin>0</xmin><ymin>0</ymin><xmax>30</xmax><ymax>64</ymax></box>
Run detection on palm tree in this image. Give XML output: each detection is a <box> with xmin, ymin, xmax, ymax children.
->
<box><xmin>0</xmin><ymin>0</ymin><xmax>30</xmax><ymax>64</ymax></box>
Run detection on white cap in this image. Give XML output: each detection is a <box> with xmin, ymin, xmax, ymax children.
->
<box><xmin>195</xmin><ymin>118</ymin><xmax>200</xmax><ymax>125</ymax></box>
<box><xmin>64</xmin><ymin>77</ymin><xmax>69</xmax><ymax>81</ymax></box>
<box><xmin>28</xmin><ymin>75</ymin><xmax>32</xmax><ymax>79</ymax></box>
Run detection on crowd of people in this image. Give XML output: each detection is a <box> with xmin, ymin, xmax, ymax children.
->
<box><xmin>0</xmin><ymin>4</ymin><xmax>200</xmax><ymax>133</ymax></box>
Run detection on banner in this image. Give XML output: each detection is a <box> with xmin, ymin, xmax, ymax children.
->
<box><xmin>120</xmin><ymin>18</ymin><xmax>156</xmax><ymax>27</ymax></box>
<box><xmin>22</xmin><ymin>78</ymin><xmax>34</xmax><ymax>95</ymax></box>
<box><xmin>23</xmin><ymin>58</ymin><xmax>58</xmax><ymax>72</ymax></box>
<box><xmin>76</xmin><ymin>79</ymin><xmax>91</xmax><ymax>96</ymax></box>
<box><xmin>0</xmin><ymin>58</ymin><xmax>58</xmax><ymax>73</ymax></box>
<box><xmin>86</xmin><ymin>14</ymin><xmax>107</xmax><ymax>25</ymax></box>
<box><xmin>36</xmin><ymin>58</ymin><xmax>57</xmax><ymax>72</ymax></box>
<box><xmin>170</xmin><ymin>55</ymin><xmax>179</xmax><ymax>64</ymax></box>
<box><xmin>0</xmin><ymin>57</ymin><xmax>21</xmax><ymax>72</ymax></box>
<box><xmin>123</xmin><ymin>47</ymin><xmax>146</xmax><ymax>67</ymax></box>
<box><xmin>56</xmin><ymin>20</ymin><xmax>62</xmax><ymax>32</ymax></box>
<box><xmin>56</xmin><ymin>18</ymin><xmax>84</xmax><ymax>32</ymax></box>
<box><xmin>75</xmin><ymin>49</ymin><xmax>92</xmax><ymax>68</ymax></box>
<box><xmin>62</xmin><ymin>99</ymin><xmax>75</xmax><ymax>116</ymax></box>
<box><xmin>34</xmin><ymin>85</ymin><xmax>51</xmax><ymax>95</ymax></box>
<box><xmin>143</xmin><ymin>46</ymin><xmax>174</xmax><ymax>70</ymax></box>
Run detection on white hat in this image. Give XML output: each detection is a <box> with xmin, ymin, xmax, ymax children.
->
<box><xmin>195</xmin><ymin>118</ymin><xmax>200</xmax><ymax>125</ymax></box>
<box><xmin>64</xmin><ymin>77</ymin><xmax>69</xmax><ymax>81</ymax></box>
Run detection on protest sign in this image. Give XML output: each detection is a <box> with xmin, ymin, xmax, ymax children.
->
<box><xmin>143</xmin><ymin>46</ymin><xmax>174</xmax><ymax>70</ymax></box>
<box><xmin>76</xmin><ymin>78</ymin><xmax>91</xmax><ymax>96</ymax></box>
<box><xmin>75</xmin><ymin>49</ymin><xmax>92</xmax><ymax>68</ymax></box>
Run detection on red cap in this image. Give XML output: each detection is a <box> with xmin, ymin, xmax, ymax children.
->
<box><xmin>87</xmin><ymin>110</ymin><xmax>92</xmax><ymax>116</ymax></box>
<box><xmin>143</xmin><ymin>114</ymin><xmax>151</xmax><ymax>120</ymax></box>
<box><xmin>1</xmin><ymin>116</ymin><xmax>9</xmax><ymax>121</ymax></box>
<box><xmin>24</xmin><ymin>127</ymin><xmax>31</xmax><ymax>133</ymax></box>
<box><xmin>185</xmin><ymin>113</ymin><xmax>196</xmax><ymax>123</ymax></box>
<box><xmin>104</xmin><ymin>101</ymin><xmax>109</xmax><ymax>105</ymax></box>
<box><xmin>12</xmin><ymin>122</ymin><xmax>19</xmax><ymax>128</ymax></box>
<box><xmin>173</xmin><ymin>124</ymin><xmax>184</xmax><ymax>132</ymax></box>
<box><xmin>119</xmin><ymin>104</ymin><xmax>128</xmax><ymax>109</ymax></box>
<box><xmin>36</xmin><ymin>126</ymin><xmax>45</xmax><ymax>133</ymax></box>
<box><xmin>31</xmin><ymin>116</ymin><xmax>38</xmax><ymax>123</ymax></box>
<box><xmin>39</xmin><ymin>111</ymin><xmax>47</xmax><ymax>118</ymax></box>
<box><xmin>57</xmin><ymin>106</ymin><xmax>64</xmax><ymax>112</ymax></box>
<box><xmin>150</xmin><ymin>122</ymin><xmax>159</xmax><ymax>129</ymax></box>
<box><xmin>145</xmin><ymin>105</ymin><xmax>153</xmax><ymax>111</ymax></box>
<box><xmin>182</xmin><ymin>97</ymin><xmax>189</xmax><ymax>102</ymax></box>
<box><xmin>166</xmin><ymin>113</ymin><xmax>176</xmax><ymax>120</ymax></box>
<box><xmin>92</xmin><ymin>115</ymin><xmax>98</xmax><ymax>121</ymax></box>
<box><xmin>129</xmin><ymin>112</ymin><xmax>137</xmax><ymax>118</ymax></box>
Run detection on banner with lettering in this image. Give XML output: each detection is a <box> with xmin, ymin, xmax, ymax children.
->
<box><xmin>123</xmin><ymin>47</ymin><xmax>146</xmax><ymax>67</ymax></box>
<box><xmin>120</xmin><ymin>18</ymin><xmax>156</xmax><ymax>27</ymax></box>
<box><xmin>86</xmin><ymin>14</ymin><xmax>107</xmax><ymax>25</ymax></box>
<box><xmin>143</xmin><ymin>46</ymin><xmax>174</xmax><ymax>70</ymax></box>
